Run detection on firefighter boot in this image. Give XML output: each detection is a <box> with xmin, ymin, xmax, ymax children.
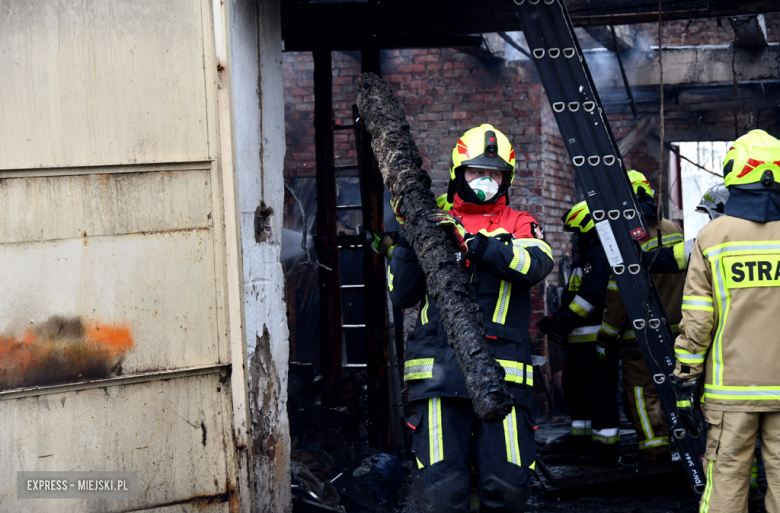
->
<box><xmin>478</xmin><ymin>473</ymin><xmax>531</xmax><ymax>513</ymax></box>
<box><xmin>423</xmin><ymin>472</ymin><xmax>470</xmax><ymax>513</ymax></box>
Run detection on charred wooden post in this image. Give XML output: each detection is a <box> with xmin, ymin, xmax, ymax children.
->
<box><xmin>354</xmin><ymin>102</ymin><xmax>389</xmax><ymax>450</ymax></box>
<box><xmin>355</xmin><ymin>72</ymin><xmax>513</xmax><ymax>423</ymax></box>
<box><xmin>314</xmin><ymin>49</ymin><xmax>343</xmax><ymax>406</ymax></box>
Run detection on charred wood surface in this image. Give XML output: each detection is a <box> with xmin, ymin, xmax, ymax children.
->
<box><xmin>355</xmin><ymin>72</ymin><xmax>512</xmax><ymax>423</ymax></box>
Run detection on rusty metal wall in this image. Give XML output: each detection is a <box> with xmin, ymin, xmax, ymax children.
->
<box><xmin>0</xmin><ymin>0</ymin><xmax>252</xmax><ymax>511</ymax></box>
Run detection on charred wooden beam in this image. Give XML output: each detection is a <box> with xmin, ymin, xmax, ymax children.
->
<box><xmin>355</xmin><ymin>72</ymin><xmax>513</xmax><ymax>423</ymax></box>
<box><xmin>281</xmin><ymin>0</ymin><xmax>779</xmax><ymax>51</ymax></box>
<box><xmin>314</xmin><ymin>50</ymin><xmax>344</xmax><ymax>407</ymax></box>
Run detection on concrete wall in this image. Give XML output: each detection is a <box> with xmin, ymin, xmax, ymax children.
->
<box><xmin>230</xmin><ymin>0</ymin><xmax>291</xmax><ymax>511</ymax></box>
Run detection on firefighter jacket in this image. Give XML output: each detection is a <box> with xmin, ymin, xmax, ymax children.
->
<box><xmin>389</xmin><ymin>194</ymin><xmax>554</xmax><ymax>407</ymax></box>
<box><xmin>550</xmin><ymin>237</ymin><xmax>610</xmax><ymax>344</ymax></box>
<box><xmin>674</xmin><ymin>214</ymin><xmax>780</xmax><ymax>411</ymax></box>
<box><xmin>597</xmin><ymin>218</ymin><xmax>685</xmax><ymax>347</ymax></box>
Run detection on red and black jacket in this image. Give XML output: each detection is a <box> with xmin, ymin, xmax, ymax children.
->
<box><xmin>389</xmin><ymin>195</ymin><xmax>554</xmax><ymax>407</ymax></box>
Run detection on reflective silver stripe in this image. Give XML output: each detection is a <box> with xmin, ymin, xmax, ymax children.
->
<box><xmin>635</xmin><ymin>386</ymin><xmax>654</xmax><ymax>440</ymax></box>
<box><xmin>601</xmin><ymin>323</ymin><xmax>620</xmax><ymax>336</ymax></box>
<box><xmin>503</xmin><ymin>407</ymin><xmax>521</xmax><ymax>466</ymax></box>
<box><xmin>714</xmin><ymin>259</ymin><xmax>727</xmax><ymax>386</ymax></box>
<box><xmin>639</xmin><ymin>437</ymin><xmax>670</xmax><ymax>449</ymax></box>
<box><xmin>569</xmin><ymin>326</ymin><xmax>601</xmax><ymax>336</ymax></box>
<box><xmin>503</xmin><ymin>367</ymin><xmax>525</xmax><ymax>380</ymax></box>
<box><xmin>682</xmin><ymin>299</ymin><xmax>713</xmax><ymax>307</ymax></box>
<box><xmin>704</xmin><ymin>242</ymin><xmax>780</xmax><ymax>259</ymax></box>
<box><xmin>510</xmin><ymin>246</ymin><xmax>527</xmax><ymax>273</ymax></box>
<box><xmin>704</xmin><ymin>386</ymin><xmax>780</xmax><ymax>397</ymax></box>
<box><xmin>430</xmin><ymin>398</ymin><xmax>443</xmax><ymax>464</ymax></box>
<box><xmin>572</xmin><ymin>295</ymin><xmax>596</xmax><ymax>314</ymax></box>
<box><xmin>404</xmin><ymin>364</ymin><xmax>433</xmax><ymax>375</ymax></box>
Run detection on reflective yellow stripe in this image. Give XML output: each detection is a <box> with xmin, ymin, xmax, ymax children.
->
<box><xmin>417</xmin><ymin>458</ymin><xmax>424</xmax><ymax>469</ymax></box>
<box><xmin>510</xmin><ymin>246</ymin><xmax>531</xmax><ymax>275</ymax></box>
<box><xmin>675</xmin><ymin>347</ymin><xmax>707</xmax><ymax>364</ymax></box>
<box><xmin>635</xmin><ymin>386</ymin><xmax>655</xmax><ymax>441</ymax></box>
<box><xmin>607</xmin><ymin>280</ymin><xmax>618</xmax><ymax>291</ymax></box>
<box><xmin>639</xmin><ymin>436</ymin><xmax>670</xmax><ymax>450</ymax></box>
<box><xmin>712</xmin><ymin>258</ymin><xmax>729</xmax><ymax>386</ymax></box>
<box><xmin>673</xmin><ymin>242</ymin><xmax>688</xmax><ymax>270</ymax></box>
<box><xmin>704</xmin><ymin>384</ymin><xmax>780</xmax><ymax>401</ymax></box>
<box><xmin>513</xmin><ymin>238</ymin><xmax>553</xmax><ymax>260</ymax></box>
<box><xmin>700</xmin><ymin>460</ymin><xmax>714</xmax><ymax>513</ymax></box>
<box><xmin>421</xmin><ymin>295</ymin><xmax>430</xmax><ymax>324</ymax></box>
<box><xmin>641</xmin><ymin>233</ymin><xmax>684</xmax><ymax>251</ymax></box>
<box><xmin>429</xmin><ymin>398</ymin><xmax>444</xmax><ymax>465</ymax></box>
<box><xmin>526</xmin><ymin>364</ymin><xmax>533</xmax><ymax>386</ymax></box>
<box><xmin>404</xmin><ymin>358</ymin><xmax>434</xmax><ymax>380</ymax></box>
<box><xmin>600</xmin><ymin>321</ymin><xmax>620</xmax><ymax>337</ymax></box>
<box><xmin>570</xmin><ymin>295</ymin><xmax>596</xmax><ymax>319</ymax></box>
<box><xmin>496</xmin><ymin>359</ymin><xmax>526</xmax><ymax>384</ymax></box>
<box><xmin>492</xmin><ymin>280</ymin><xmax>512</xmax><ymax>324</ymax></box>
<box><xmin>703</xmin><ymin>241</ymin><xmax>780</xmax><ymax>259</ymax></box>
<box><xmin>503</xmin><ymin>407</ymin><xmax>522</xmax><ymax>466</ymax></box>
<box><xmin>387</xmin><ymin>265</ymin><xmax>394</xmax><ymax>291</ymax></box>
<box><xmin>571</xmin><ymin>420</ymin><xmax>592</xmax><ymax>436</ymax></box>
<box><xmin>592</xmin><ymin>427</ymin><xmax>619</xmax><ymax>445</ymax></box>
<box><xmin>682</xmin><ymin>295</ymin><xmax>714</xmax><ymax>312</ymax></box>
<box><xmin>529</xmin><ymin>460</ymin><xmax>536</xmax><ymax>470</ymax></box>
<box><xmin>567</xmin><ymin>325</ymin><xmax>600</xmax><ymax>343</ymax></box>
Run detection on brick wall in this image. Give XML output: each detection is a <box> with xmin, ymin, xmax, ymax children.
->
<box><xmin>282</xmin><ymin>18</ymin><xmax>780</xmax><ymax>417</ymax></box>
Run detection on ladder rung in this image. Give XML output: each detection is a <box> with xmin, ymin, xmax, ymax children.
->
<box><xmin>340</xmin><ymin>284</ymin><xmax>365</xmax><ymax>289</ymax></box>
<box><xmin>342</xmin><ymin>324</ymin><xmax>366</xmax><ymax>329</ymax></box>
<box><xmin>333</xmin><ymin>124</ymin><xmax>356</xmax><ymax>131</ymax></box>
<box><xmin>335</xmin><ymin>164</ymin><xmax>359</xmax><ymax>171</ymax></box>
<box><xmin>336</xmin><ymin>204</ymin><xmax>362</xmax><ymax>211</ymax></box>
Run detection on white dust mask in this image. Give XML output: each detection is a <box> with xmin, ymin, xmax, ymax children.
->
<box><xmin>469</xmin><ymin>176</ymin><xmax>499</xmax><ymax>201</ymax></box>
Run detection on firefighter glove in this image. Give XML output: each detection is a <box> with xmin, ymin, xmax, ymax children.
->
<box><xmin>427</xmin><ymin>210</ymin><xmax>470</xmax><ymax>254</ymax></box>
<box><xmin>670</xmin><ymin>374</ymin><xmax>702</xmax><ymax>436</ymax></box>
<box><xmin>370</xmin><ymin>231</ymin><xmax>395</xmax><ymax>260</ymax></box>
<box><xmin>536</xmin><ymin>314</ymin><xmax>556</xmax><ymax>334</ymax></box>
<box><xmin>390</xmin><ymin>193</ymin><xmax>406</xmax><ymax>225</ymax></box>
<box><xmin>596</xmin><ymin>345</ymin><xmax>607</xmax><ymax>361</ymax></box>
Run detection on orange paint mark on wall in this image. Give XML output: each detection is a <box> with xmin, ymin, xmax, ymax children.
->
<box><xmin>0</xmin><ymin>317</ymin><xmax>134</xmax><ymax>391</ymax></box>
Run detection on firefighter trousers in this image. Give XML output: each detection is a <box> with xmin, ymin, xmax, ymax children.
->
<box><xmin>700</xmin><ymin>410</ymin><xmax>780</xmax><ymax>513</ymax></box>
<box><xmin>411</xmin><ymin>397</ymin><xmax>535</xmax><ymax>513</ymax></box>
<box><xmin>562</xmin><ymin>342</ymin><xmax>620</xmax><ymax>443</ymax></box>
<box><xmin>622</xmin><ymin>346</ymin><xmax>671</xmax><ymax>462</ymax></box>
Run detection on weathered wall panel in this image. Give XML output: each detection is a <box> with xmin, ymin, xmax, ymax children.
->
<box><xmin>0</xmin><ymin>170</ymin><xmax>212</xmax><ymax>244</ymax></box>
<box><xmin>0</xmin><ymin>372</ymin><xmax>231</xmax><ymax>513</ymax></box>
<box><xmin>0</xmin><ymin>229</ymin><xmax>220</xmax><ymax>383</ymax></box>
<box><xmin>0</xmin><ymin>0</ymin><xmax>210</xmax><ymax>169</ymax></box>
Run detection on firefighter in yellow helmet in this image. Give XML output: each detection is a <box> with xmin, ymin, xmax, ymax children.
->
<box><xmin>389</xmin><ymin>124</ymin><xmax>553</xmax><ymax>512</ymax></box>
<box><xmin>673</xmin><ymin>130</ymin><xmax>780</xmax><ymax>513</ymax></box>
<box><xmin>537</xmin><ymin>201</ymin><xmax>621</xmax><ymax>461</ymax></box>
<box><xmin>595</xmin><ymin>170</ymin><xmax>686</xmax><ymax>464</ymax></box>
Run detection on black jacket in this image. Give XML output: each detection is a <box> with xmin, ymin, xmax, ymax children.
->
<box><xmin>550</xmin><ymin>238</ymin><xmax>610</xmax><ymax>343</ymax></box>
<box><xmin>389</xmin><ymin>221</ymin><xmax>554</xmax><ymax>407</ymax></box>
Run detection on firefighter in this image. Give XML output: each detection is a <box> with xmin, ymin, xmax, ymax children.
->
<box><xmin>672</xmin><ymin>130</ymin><xmax>780</xmax><ymax>513</ymax></box>
<box><xmin>536</xmin><ymin>200</ymin><xmax>620</xmax><ymax>461</ymax></box>
<box><xmin>596</xmin><ymin>170</ymin><xmax>686</xmax><ymax>464</ymax></box>
<box><xmin>388</xmin><ymin>124</ymin><xmax>554</xmax><ymax>513</ymax></box>
<box><xmin>696</xmin><ymin>183</ymin><xmax>729</xmax><ymax>221</ymax></box>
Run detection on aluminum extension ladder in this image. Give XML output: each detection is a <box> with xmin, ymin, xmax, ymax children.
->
<box><xmin>512</xmin><ymin>0</ymin><xmax>707</xmax><ymax>496</ymax></box>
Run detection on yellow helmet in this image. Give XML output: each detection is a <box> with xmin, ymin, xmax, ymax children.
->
<box><xmin>723</xmin><ymin>130</ymin><xmax>780</xmax><ymax>189</ymax></box>
<box><xmin>447</xmin><ymin>124</ymin><xmax>515</xmax><ymax>204</ymax></box>
<box><xmin>627</xmin><ymin>170</ymin><xmax>654</xmax><ymax>197</ymax></box>
<box><xmin>561</xmin><ymin>200</ymin><xmax>595</xmax><ymax>234</ymax></box>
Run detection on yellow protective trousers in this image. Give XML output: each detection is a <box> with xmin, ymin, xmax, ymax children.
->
<box><xmin>622</xmin><ymin>346</ymin><xmax>671</xmax><ymax>462</ymax></box>
<box><xmin>700</xmin><ymin>410</ymin><xmax>780</xmax><ymax>513</ymax></box>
